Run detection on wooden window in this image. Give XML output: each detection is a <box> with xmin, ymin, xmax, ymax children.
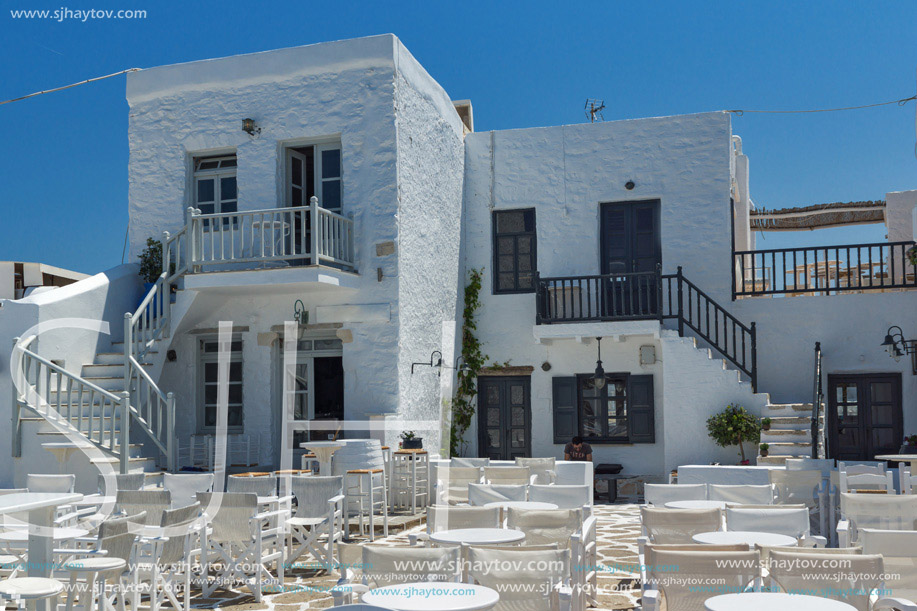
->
<box><xmin>198</xmin><ymin>337</ymin><xmax>244</xmax><ymax>432</ymax></box>
<box><xmin>552</xmin><ymin>374</ymin><xmax>655</xmax><ymax>444</ymax></box>
<box><xmin>492</xmin><ymin>209</ymin><xmax>536</xmax><ymax>294</ymax></box>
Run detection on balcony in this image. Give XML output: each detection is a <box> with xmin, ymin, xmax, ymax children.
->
<box><xmin>162</xmin><ymin>201</ymin><xmax>357</xmax><ymax>292</ymax></box>
<box><xmin>733</xmin><ymin>241</ymin><xmax>917</xmax><ymax>298</ymax></box>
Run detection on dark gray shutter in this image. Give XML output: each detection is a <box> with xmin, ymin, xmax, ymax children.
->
<box><xmin>552</xmin><ymin>377</ymin><xmax>578</xmax><ymax>444</ymax></box>
<box><xmin>628</xmin><ymin>374</ymin><xmax>655</xmax><ymax>443</ymax></box>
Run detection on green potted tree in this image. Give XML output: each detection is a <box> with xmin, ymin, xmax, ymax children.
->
<box><xmin>706</xmin><ymin>404</ymin><xmax>762</xmax><ymax>465</ymax></box>
<box><xmin>400</xmin><ymin>430</ymin><xmax>423</xmax><ymax>450</ymax></box>
<box><xmin>138</xmin><ymin>237</ymin><xmax>163</xmax><ymax>289</ymax></box>
<box><xmin>759</xmin><ymin>443</ymin><xmax>769</xmax><ymax>458</ymax></box>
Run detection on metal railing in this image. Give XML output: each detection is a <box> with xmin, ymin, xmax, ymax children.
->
<box><xmin>536</xmin><ymin>267</ymin><xmax>757</xmax><ymax>391</ymax></box>
<box><xmin>812</xmin><ymin>342</ymin><xmax>824</xmax><ymax>459</ymax></box>
<box><xmin>734</xmin><ymin>241</ymin><xmax>917</xmax><ymax>297</ymax></box>
<box><xmin>186</xmin><ymin>197</ymin><xmax>355</xmax><ymax>271</ymax></box>
<box><xmin>12</xmin><ymin>336</ymin><xmax>131</xmax><ymax>473</ymax></box>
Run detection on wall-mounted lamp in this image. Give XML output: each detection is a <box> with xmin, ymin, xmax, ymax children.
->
<box><xmin>881</xmin><ymin>325</ymin><xmax>917</xmax><ymax>374</ymax></box>
<box><xmin>455</xmin><ymin>355</ymin><xmax>474</xmax><ymax>375</ymax></box>
<box><xmin>593</xmin><ymin>337</ymin><xmax>606</xmax><ymax>389</ymax></box>
<box><xmin>293</xmin><ymin>300</ymin><xmax>309</xmax><ymax>326</ymax></box>
<box><xmin>412</xmin><ymin>350</ymin><xmax>443</xmax><ymax>374</ymax></box>
<box><xmin>242</xmin><ymin>118</ymin><xmax>261</xmax><ymax>136</ymax></box>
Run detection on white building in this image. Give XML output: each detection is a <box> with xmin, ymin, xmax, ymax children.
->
<box><xmin>2</xmin><ymin>34</ymin><xmax>916</xmax><ymax>489</ymax></box>
<box><xmin>0</xmin><ymin>261</ymin><xmax>88</xmax><ymax>300</ymax></box>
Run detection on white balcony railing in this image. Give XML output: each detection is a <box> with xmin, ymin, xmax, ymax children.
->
<box><xmin>180</xmin><ymin>197</ymin><xmax>355</xmax><ymax>272</ymax></box>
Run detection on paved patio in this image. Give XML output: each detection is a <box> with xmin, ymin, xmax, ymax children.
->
<box><xmin>201</xmin><ymin>503</ymin><xmax>644</xmax><ymax>611</ymax></box>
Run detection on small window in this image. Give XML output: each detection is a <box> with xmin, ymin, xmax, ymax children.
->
<box><xmin>552</xmin><ymin>374</ymin><xmax>655</xmax><ymax>444</ymax></box>
<box><xmin>193</xmin><ymin>154</ymin><xmax>237</xmax><ymax>226</ymax></box>
<box><xmin>198</xmin><ymin>337</ymin><xmax>243</xmax><ymax>431</ymax></box>
<box><xmin>492</xmin><ymin>209</ymin><xmax>537</xmax><ymax>294</ymax></box>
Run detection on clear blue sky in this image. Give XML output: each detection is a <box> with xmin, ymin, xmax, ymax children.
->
<box><xmin>1</xmin><ymin>0</ymin><xmax>914</xmax><ymax>274</ymax></box>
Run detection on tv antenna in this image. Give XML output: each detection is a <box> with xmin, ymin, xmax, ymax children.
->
<box><xmin>585</xmin><ymin>99</ymin><xmax>606</xmax><ymax>123</ymax></box>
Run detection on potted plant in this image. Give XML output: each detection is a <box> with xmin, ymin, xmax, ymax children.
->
<box><xmin>400</xmin><ymin>431</ymin><xmax>423</xmax><ymax>450</ymax></box>
<box><xmin>138</xmin><ymin>237</ymin><xmax>163</xmax><ymax>289</ymax></box>
<box><xmin>900</xmin><ymin>435</ymin><xmax>917</xmax><ymax>454</ymax></box>
<box><xmin>706</xmin><ymin>404</ymin><xmax>761</xmax><ymax>464</ymax></box>
<box><xmin>759</xmin><ymin>443</ymin><xmax>769</xmax><ymax>457</ymax></box>
<box><xmin>761</xmin><ymin>417</ymin><xmax>772</xmax><ymax>431</ymax></box>
<box><xmin>908</xmin><ymin>245</ymin><xmax>917</xmax><ymax>267</ymax></box>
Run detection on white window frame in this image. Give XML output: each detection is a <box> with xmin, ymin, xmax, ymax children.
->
<box><xmin>197</xmin><ymin>335</ymin><xmax>244</xmax><ymax>433</ymax></box>
<box><xmin>283</xmin><ymin>141</ymin><xmax>342</xmax><ymax>213</ymax></box>
<box><xmin>193</xmin><ymin>154</ymin><xmax>238</xmax><ymax>220</ymax></box>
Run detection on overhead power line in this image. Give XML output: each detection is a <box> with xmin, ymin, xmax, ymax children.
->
<box><xmin>0</xmin><ymin>67</ymin><xmax>141</xmax><ymax>107</ymax></box>
<box><xmin>728</xmin><ymin>94</ymin><xmax>917</xmax><ymax>116</ymax></box>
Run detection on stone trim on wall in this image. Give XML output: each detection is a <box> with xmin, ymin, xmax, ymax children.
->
<box><xmin>477</xmin><ymin>365</ymin><xmax>535</xmax><ymax>376</ymax></box>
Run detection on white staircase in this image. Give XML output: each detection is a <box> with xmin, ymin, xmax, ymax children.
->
<box><xmin>757</xmin><ymin>402</ymin><xmax>824</xmax><ymax>465</ymax></box>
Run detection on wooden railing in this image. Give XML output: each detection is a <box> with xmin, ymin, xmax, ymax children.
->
<box><xmin>186</xmin><ymin>197</ymin><xmax>355</xmax><ymax>271</ymax></box>
<box><xmin>734</xmin><ymin>241</ymin><xmax>917</xmax><ymax>297</ymax></box>
<box><xmin>12</xmin><ymin>336</ymin><xmax>131</xmax><ymax>473</ymax></box>
<box><xmin>536</xmin><ymin>267</ymin><xmax>758</xmax><ymax>391</ymax></box>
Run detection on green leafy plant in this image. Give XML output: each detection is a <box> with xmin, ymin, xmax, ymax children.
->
<box><xmin>450</xmin><ymin>268</ymin><xmax>488</xmax><ymax>456</ymax></box>
<box><xmin>761</xmin><ymin>417</ymin><xmax>771</xmax><ymax>431</ymax></box>
<box><xmin>138</xmin><ymin>237</ymin><xmax>163</xmax><ymax>284</ymax></box>
<box><xmin>399</xmin><ymin>431</ymin><xmax>416</xmax><ymax>441</ymax></box>
<box><xmin>706</xmin><ymin>404</ymin><xmax>761</xmax><ymax>463</ymax></box>
<box><xmin>759</xmin><ymin>442</ymin><xmax>769</xmax><ymax>457</ymax></box>
<box><xmin>908</xmin><ymin>246</ymin><xmax>917</xmax><ymax>267</ymax></box>
<box><xmin>904</xmin><ymin>434</ymin><xmax>917</xmax><ymax>446</ymax></box>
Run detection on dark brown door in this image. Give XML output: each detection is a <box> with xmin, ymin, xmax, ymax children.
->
<box><xmin>827</xmin><ymin>373</ymin><xmax>902</xmax><ymax>461</ymax></box>
<box><xmin>478</xmin><ymin>376</ymin><xmax>531</xmax><ymax>460</ymax></box>
<box><xmin>600</xmin><ymin>201</ymin><xmax>661</xmax><ymax>317</ymax></box>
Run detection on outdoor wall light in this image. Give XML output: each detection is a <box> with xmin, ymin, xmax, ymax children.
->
<box><xmin>594</xmin><ymin>337</ymin><xmax>606</xmax><ymax>389</ymax></box>
<box><xmin>293</xmin><ymin>300</ymin><xmax>309</xmax><ymax>326</ymax></box>
<box><xmin>454</xmin><ymin>355</ymin><xmax>474</xmax><ymax>375</ymax></box>
<box><xmin>411</xmin><ymin>350</ymin><xmax>443</xmax><ymax>374</ymax></box>
<box><xmin>242</xmin><ymin>118</ymin><xmax>261</xmax><ymax>136</ymax></box>
<box><xmin>881</xmin><ymin>326</ymin><xmax>916</xmax><ymax>360</ymax></box>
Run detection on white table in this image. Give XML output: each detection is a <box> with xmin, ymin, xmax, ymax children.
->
<box><xmin>665</xmin><ymin>500</ymin><xmax>728</xmax><ymax>510</ymax></box>
<box><xmin>705</xmin><ymin>592</ymin><xmax>856</xmax><ymax>611</ymax></box>
<box><xmin>429</xmin><ymin>528</ymin><xmax>525</xmax><ymax>547</ymax></box>
<box><xmin>876</xmin><ymin>454</ymin><xmax>917</xmax><ymax>470</ymax></box>
<box><xmin>693</xmin><ymin>530</ymin><xmax>797</xmax><ymax>547</ymax></box>
<box><xmin>0</xmin><ymin>493</ymin><xmax>82</xmax><ymax>611</ymax></box>
<box><xmin>67</xmin><ymin>494</ymin><xmax>116</xmax><ymax>507</ymax></box>
<box><xmin>362</xmin><ymin>581</ymin><xmax>500</xmax><ymax>611</ymax></box>
<box><xmin>484</xmin><ymin>501</ymin><xmax>558</xmax><ymax>510</ymax></box>
<box><xmin>301</xmin><ymin>441</ymin><xmax>344</xmax><ymax>476</ymax></box>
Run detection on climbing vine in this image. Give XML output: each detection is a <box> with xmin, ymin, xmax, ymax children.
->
<box><xmin>450</xmin><ymin>268</ymin><xmax>488</xmax><ymax>456</ymax></box>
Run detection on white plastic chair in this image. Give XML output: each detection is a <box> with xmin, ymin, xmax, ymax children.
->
<box><xmin>708</xmin><ymin>484</ymin><xmax>775</xmax><ymax>504</ymax></box>
<box><xmin>197</xmin><ymin>492</ymin><xmax>285</xmax><ymax>602</ymax></box>
<box><xmin>643</xmin><ymin>549</ymin><xmax>759</xmax><ymax>611</ymax></box>
<box><xmin>286</xmin><ymin>475</ymin><xmax>344</xmax><ymax>571</ymax></box>
<box><xmin>133</xmin><ymin>502</ymin><xmax>203</xmax><ymax>611</ymax></box>
<box><xmin>837</xmin><ymin>493</ymin><xmax>917</xmax><ymax>547</ymax></box>
<box><xmin>767</xmin><ymin>549</ymin><xmax>890</xmax><ymax>611</ymax></box>
<box><xmin>640</xmin><ymin>544</ymin><xmax>749</xmax><ymax>608</ymax></box>
<box><xmin>839</xmin><ymin>461</ymin><xmax>886</xmax><ymax>475</ymax></box>
<box><xmin>163</xmin><ymin>473</ymin><xmax>214</xmax><ymax>508</ymax></box>
<box><xmin>432</xmin><ymin>466</ymin><xmax>482</xmax><ymax>505</ymax></box>
<box><xmin>226</xmin><ymin>475</ymin><xmax>277</xmax><ymax>497</ymax></box>
<box><xmin>409</xmin><ymin>505</ymin><xmax>501</xmax><ymax>546</ymax></box>
<box><xmin>484</xmin><ymin>466</ymin><xmax>532</xmax><ymax>485</ymax></box>
<box><xmin>639</xmin><ymin>507</ymin><xmax>721</xmax><ymax>544</ymax></box>
<box><xmin>115</xmin><ymin>490</ymin><xmax>172</xmax><ymax>527</ymax></box>
<box><xmin>840</xmin><ymin>471</ymin><xmax>895</xmax><ymax>494</ymax></box>
<box><xmin>25</xmin><ymin>474</ymin><xmax>75</xmax><ymax>493</ymax></box>
<box><xmin>643</xmin><ymin>483</ymin><xmax>706</xmax><ymax>506</ymax></box>
<box><xmin>725</xmin><ymin>506</ymin><xmax>826</xmax><ymax>546</ymax></box>
<box><xmin>97</xmin><ymin>473</ymin><xmax>145</xmax><ymax>495</ymax></box>
<box><xmin>860</xmin><ymin>528</ymin><xmax>917</xmax><ymax>607</ymax></box>
<box><xmin>332</xmin><ymin>545</ymin><xmax>461</xmax><ymax>606</ymax></box>
<box><xmin>467</xmin><ymin>483</ymin><xmax>527</xmax><ymax>506</ymax></box>
<box><xmin>769</xmin><ymin>469</ymin><xmax>829</xmax><ymax>540</ymax></box>
<box><xmin>466</xmin><ymin>546</ymin><xmax>575</xmax><ymax>611</ymax></box>
<box><xmin>516</xmin><ymin>457</ymin><xmax>556</xmax><ymax>484</ymax></box>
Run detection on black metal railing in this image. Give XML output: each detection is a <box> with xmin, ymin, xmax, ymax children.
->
<box><xmin>812</xmin><ymin>341</ymin><xmax>824</xmax><ymax>459</ymax></box>
<box><xmin>734</xmin><ymin>241</ymin><xmax>917</xmax><ymax>298</ymax></box>
<box><xmin>536</xmin><ymin>266</ymin><xmax>758</xmax><ymax>391</ymax></box>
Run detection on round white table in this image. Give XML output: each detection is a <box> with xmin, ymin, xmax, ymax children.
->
<box><xmin>300</xmin><ymin>441</ymin><xmax>344</xmax><ymax>476</ymax></box>
<box><xmin>876</xmin><ymin>454</ymin><xmax>917</xmax><ymax>470</ymax></box>
<box><xmin>362</xmin><ymin>581</ymin><xmax>499</xmax><ymax>611</ymax></box>
<box><xmin>665</xmin><ymin>500</ymin><xmax>728</xmax><ymax>510</ymax></box>
<box><xmin>705</xmin><ymin>592</ymin><xmax>856</xmax><ymax>611</ymax></box>
<box><xmin>692</xmin><ymin>530</ymin><xmax>797</xmax><ymax>547</ymax></box>
<box><xmin>484</xmin><ymin>501</ymin><xmax>558</xmax><ymax>510</ymax></box>
<box><xmin>429</xmin><ymin>528</ymin><xmax>525</xmax><ymax>547</ymax></box>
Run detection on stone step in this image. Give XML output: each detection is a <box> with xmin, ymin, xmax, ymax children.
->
<box><xmin>766</xmin><ymin>416</ymin><xmax>821</xmax><ymax>430</ymax></box>
<box><xmin>757</xmin><ymin>455</ymin><xmax>789</xmax><ymax>466</ymax></box>
<box><xmin>762</xmin><ymin>441</ymin><xmax>812</xmax><ymax>456</ymax></box>
<box><xmin>80</xmin><ymin>376</ymin><xmax>127</xmax><ymax>392</ymax></box>
<box><xmin>94</xmin><ymin>352</ymin><xmax>126</xmax><ymax>366</ymax></box>
<box><xmin>761</xmin><ymin>429</ymin><xmax>812</xmax><ymax>443</ymax></box>
<box><xmin>82</xmin><ymin>363</ymin><xmax>151</xmax><ymax>378</ymax></box>
<box><xmin>763</xmin><ymin>403</ymin><xmax>815</xmax><ymax>417</ymax></box>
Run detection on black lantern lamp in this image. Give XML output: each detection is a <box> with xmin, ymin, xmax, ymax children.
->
<box><xmin>455</xmin><ymin>355</ymin><xmax>474</xmax><ymax>375</ymax></box>
<box><xmin>594</xmin><ymin>337</ymin><xmax>606</xmax><ymax>390</ymax></box>
<box><xmin>881</xmin><ymin>326</ymin><xmax>915</xmax><ymax>361</ymax></box>
<box><xmin>242</xmin><ymin>118</ymin><xmax>261</xmax><ymax>136</ymax></box>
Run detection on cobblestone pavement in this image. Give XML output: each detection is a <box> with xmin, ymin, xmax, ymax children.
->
<box><xmin>196</xmin><ymin>503</ymin><xmax>644</xmax><ymax>611</ymax></box>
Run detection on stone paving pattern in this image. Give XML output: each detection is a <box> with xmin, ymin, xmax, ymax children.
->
<box><xmin>201</xmin><ymin>503</ymin><xmax>643</xmax><ymax>611</ymax></box>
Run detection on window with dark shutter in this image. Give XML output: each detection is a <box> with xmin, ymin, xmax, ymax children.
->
<box><xmin>552</xmin><ymin>377</ymin><xmax>578</xmax><ymax>444</ymax></box>
<box><xmin>627</xmin><ymin>374</ymin><xmax>656</xmax><ymax>443</ymax></box>
<box><xmin>492</xmin><ymin>209</ymin><xmax>536</xmax><ymax>294</ymax></box>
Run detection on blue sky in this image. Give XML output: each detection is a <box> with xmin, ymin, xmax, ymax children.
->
<box><xmin>1</xmin><ymin>0</ymin><xmax>914</xmax><ymax>274</ymax></box>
